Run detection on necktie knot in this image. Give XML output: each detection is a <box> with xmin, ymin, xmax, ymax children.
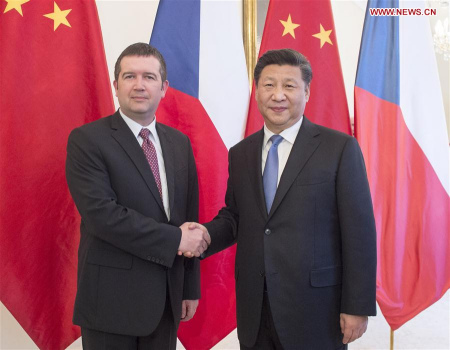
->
<box><xmin>270</xmin><ymin>135</ymin><xmax>283</xmax><ymax>148</ymax></box>
<box><xmin>139</xmin><ymin>128</ymin><xmax>151</xmax><ymax>140</ymax></box>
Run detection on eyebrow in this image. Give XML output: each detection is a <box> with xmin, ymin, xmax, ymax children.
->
<box><xmin>263</xmin><ymin>76</ymin><xmax>297</xmax><ymax>83</ymax></box>
<box><xmin>122</xmin><ymin>71</ymin><xmax>158</xmax><ymax>77</ymax></box>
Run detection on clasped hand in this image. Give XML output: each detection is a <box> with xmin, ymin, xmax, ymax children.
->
<box><xmin>178</xmin><ymin>222</ymin><xmax>210</xmax><ymax>258</ymax></box>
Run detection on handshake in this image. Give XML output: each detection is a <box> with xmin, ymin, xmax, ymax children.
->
<box><xmin>178</xmin><ymin>222</ymin><xmax>210</xmax><ymax>258</ymax></box>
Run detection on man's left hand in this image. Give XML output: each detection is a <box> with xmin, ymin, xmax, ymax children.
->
<box><xmin>181</xmin><ymin>299</ymin><xmax>199</xmax><ymax>322</ymax></box>
<box><xmin>340</xmin><ymin>313</ymin><xmax>368</xmax><ymax>344</ymax></box>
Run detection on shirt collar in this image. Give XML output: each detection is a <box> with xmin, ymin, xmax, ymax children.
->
<box><xmin>263</xmin><ymin>116</ymin><xmax>303</xmax><ymax>147</ymax></box>
<box><xmin>119</xmin><ymin>109</ymin><xmax>157</xmax><ymax>139</ymax></box>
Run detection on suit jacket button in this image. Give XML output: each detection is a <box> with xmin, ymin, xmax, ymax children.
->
<box><xmin>151</xmin><ymin>257</ymin><xmax>156</xmax><ymax>262</ymax></box>
<box><xmin>259</xmin><ymin>271</ymin><xmax>265</xmax><ymax>277</ymax></box>
<box><xmin>264</xmin><ymin>229</ymin><xmax>271</xmax><ymax>235</ymax></box>
<box><xmin>146</xmin><ymin>256</ymin><xmax>152</xmax><ymax>261</ymax></box>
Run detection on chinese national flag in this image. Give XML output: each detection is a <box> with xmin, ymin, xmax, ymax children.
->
<box><xmin>0</xmin><ymin>1</ymin><xmax>114</xmax><ymax>349</ymax></box>
<box><xmin>246</xmin><ymin>0</ymin><xmax>351</xmax><ymax>136</ymax></box>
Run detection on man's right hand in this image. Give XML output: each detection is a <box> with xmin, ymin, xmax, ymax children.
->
<box><xmin>178</xmin><ymin>222</ymin><xmax>210</xmax><ymax>258</ymax></box>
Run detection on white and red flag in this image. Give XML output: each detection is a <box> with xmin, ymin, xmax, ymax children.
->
<box><xmin>149</xmin><ymin>0</ymin><xmax>249</xmax><ymax>348</ymax></box>
<box><xmin>355</xmin><ymin>0</ymin><xmax>449</xmax><ymax>330</ymax></box>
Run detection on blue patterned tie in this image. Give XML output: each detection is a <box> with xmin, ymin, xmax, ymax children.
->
<box><xmin>263</xmin><ymin>135</ymin><xmax>284</xmax><ymax>213</ymax></box>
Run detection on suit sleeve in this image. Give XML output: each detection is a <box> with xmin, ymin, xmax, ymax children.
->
<box><xmin>66</xmin><ymin>127</ymin><xmax>181</xmax><ymax>268</ymax></box>
<box><xmin>336</xmin><ymin>137</ymin><xmax>377</xmax><ymax>316</ymax></box>
<box><xmin>182</xmin><ymin>138</ymin><xmax>201</xmax><ymax>300</ymax></box>
<box><xmin>203</xmin><ymin>148</ymin><xmax>239</xmax><ymax>257</ymax></box>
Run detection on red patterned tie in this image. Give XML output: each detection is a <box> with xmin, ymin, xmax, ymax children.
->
<box><xmin>139</xmin><ymin>128</ymin><xmax>163</xmax><ymax>201</ymax></box>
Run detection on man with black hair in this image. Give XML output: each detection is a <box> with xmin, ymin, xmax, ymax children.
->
<box><xmin>189</xmin><ymin>48</ymin><xmax>376</xmax><ymax>349</ymax></box>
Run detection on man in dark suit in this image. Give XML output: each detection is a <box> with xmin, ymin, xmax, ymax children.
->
<box><xmin>66</xmin><ymin>43</ymin><xmax>210</xmax><ymax>350</ymax></box>
<box><xmin>188</xmin><ymin>49</ymin><xmax>377</xmax><ymax>349</ymax></box>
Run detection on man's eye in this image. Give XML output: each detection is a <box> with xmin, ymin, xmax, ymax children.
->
<box><xmin>145</xmin><ymin>75</ymin><xmax>155</xmax><ymax>80</ymax></box>
<box><xmin>286</xmin><ymin>84</ymin><xmax>295</xmax><ymax>88</ymax></box>
<box><xmin>265</xmin><ymin>84</ymin><xmax>273</xmax><ymax>87</ymax></box>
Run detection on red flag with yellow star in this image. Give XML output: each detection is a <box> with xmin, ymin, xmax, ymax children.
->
<box><xmin>245</xmin><ymin>0</ymin><xmax>351</xmax><ymax>136</ymax></box>
<box><xmin>0</xmin><ymin>0</ymin><xmax>114</xmax><ymax>349</ymax></box>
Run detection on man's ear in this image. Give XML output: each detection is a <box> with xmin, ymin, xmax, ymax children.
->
<box><xmin>161</xmin><ymin>80</ymin><xmax>169</xmax><ymax>98</ymax></box>
<box><xmin>305</xmin><ymin>84</ymin><xmax>310</xmax><ymax>102</ymax></box>
<box><xmin>113</xmin><ymin>80</ymin><xmax>118</xmax><ymax>96</ymax></box>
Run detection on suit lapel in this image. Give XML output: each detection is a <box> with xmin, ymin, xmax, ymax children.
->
<box><xmin>156</xmin><ymin>123</ymin><xmax>175</xmax><ymax>216</ymax></box>
<box><xmin>110</xmin><ymin>112</ymin><xmax>165</xmax><ymax>213</ymax></box>
<box><xmin>245</xmin><ymin>129</ymin><xmax>268</xmax><ymax>220</ymax></box>
<box><xmin>268</xmin><ymin>117</ymin><xmax>321</xmax><ymax>219</ymax></box>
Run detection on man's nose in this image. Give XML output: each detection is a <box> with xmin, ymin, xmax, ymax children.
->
<box><xmin>134</xmin><ymin>76</ymin><xmax>144</xmax><ymax>90</ymax></box>
<box><xmin>271</xmin><ymin>87</ymin><xmax>286</xmax><ymax>101</ymax></box>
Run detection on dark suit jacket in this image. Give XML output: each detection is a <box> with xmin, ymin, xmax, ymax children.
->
<box><xmin>204</xmin><ymin>117</ymin><xmax>376</xmax><ymax>349</ymax></box>
<box><xmin>66</xmin><ymin>111</ymin><xmax>200</xmax><ymax>336</ymax></box>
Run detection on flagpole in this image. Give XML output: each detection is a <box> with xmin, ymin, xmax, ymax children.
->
<box><xmin>243</xmin><ymin>0</ymin><xmax>257</xmax><ymax>88</ymax></box>
<box><xmin>390</xmin><ymin>329</ymin><xmax>394</xmax><ymax>350</ymax></box>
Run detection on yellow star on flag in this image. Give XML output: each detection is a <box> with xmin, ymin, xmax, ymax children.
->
<box><xmin>279</xmin><ymin>14</ymin><xmax>300</xmax><ymax>39</ymax></box>
<box><xmin>43</xmin><ymin>2</ymin><xmax>72</xmax><ymax>31</ymax></box>
<box><xmin>312</xmin><ymin>24</ymin><xmax>333</xmax><ymax>48</ymax></box>
<box><xmin>3</xmin><ymin>0</ymin><xmax>30</xmax><ymax>16</ymax></box>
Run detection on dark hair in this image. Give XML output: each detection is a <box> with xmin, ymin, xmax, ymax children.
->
<box><xmin>114</xmin><ymin>43</ymin><xmax>167</xmax><ymax>83</ymax></box>
<box><xmin>254</xmin><ymin>49</ymin><xmax>312</xmax><ymax>87</ymax></box>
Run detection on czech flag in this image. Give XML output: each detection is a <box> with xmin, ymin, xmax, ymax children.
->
<box><xmin>355</xmin><ymin>0</ymin><xmax>449</xmax><ymax>330</ymax></box>
<box><xmin>150</xmin><ymin>0</ymin><xmax>249</xmax><ymax>348</ymax></box>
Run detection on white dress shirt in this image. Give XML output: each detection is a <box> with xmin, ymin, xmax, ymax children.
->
<box><xmin>120</xmin><ymin>110</ymin><xmax>170</xmax><ymax>220</ymax></box>
<box><xmin>262</xmin><ymin>117</ymin><xmax>303</xmax><ymax>186</ymax></box>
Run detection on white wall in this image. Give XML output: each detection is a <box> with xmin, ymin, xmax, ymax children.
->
<box><xmin>1</xmin><ymin>1</ymin><xmax>449</xmax><ymax>349</ymax></box>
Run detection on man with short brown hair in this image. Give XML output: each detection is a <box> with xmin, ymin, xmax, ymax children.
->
<box><xmin>66</xmin><ymin>43</ymin><xmax>210</xmax><ymax>349</ymax></box>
